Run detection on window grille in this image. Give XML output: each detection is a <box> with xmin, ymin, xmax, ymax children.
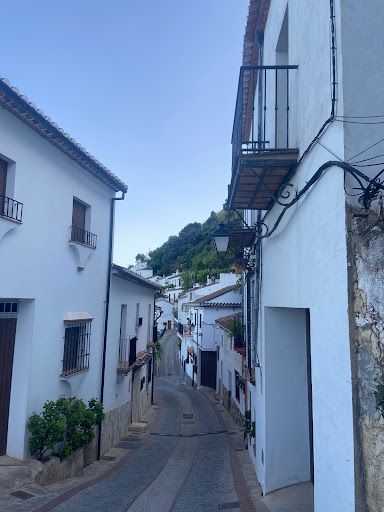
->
<box><xmin>62</xmin><ymin>322</ymin><xmax>91</xmax><ymax>376</ymax></box>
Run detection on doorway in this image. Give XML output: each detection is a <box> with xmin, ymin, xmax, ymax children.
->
<box><xmin>0</xmin><ymin>318</ymin><xmax>17</xmax><ymax>455</ymax></box>
<box><xmin>264</xmin><ymin>307</ymin><xmax>313</xmax><ymax>493</ymax></box>
<box><xmin>201</xmin><ymin>350</ymin><xmax>217</xmax><ymax>389</ymax></box>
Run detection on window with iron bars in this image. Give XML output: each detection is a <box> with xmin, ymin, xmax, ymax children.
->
<box><xmin>62</xmin><ymin>321</ymin><xmax>91</xmax><ymax>376</ymax></box>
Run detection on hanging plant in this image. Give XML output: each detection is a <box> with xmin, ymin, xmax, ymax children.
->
<box><xmin>243</xmin><ymin>410</ymin><xmax>255</xmax><ymax>438</ymax></box>
<box><xmin>237</xmin><ymin>376</ymin><xmax>245</xmax><ymax>391</ymax></box>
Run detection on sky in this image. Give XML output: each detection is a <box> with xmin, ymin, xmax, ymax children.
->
<box><xmin>0</xmin><ymin>0</ymin><xmax>249</xmax><ymax>266</ymax></box>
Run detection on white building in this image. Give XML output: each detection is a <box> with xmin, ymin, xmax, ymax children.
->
<box><xmin>0</xmin><ymin>77</ymin><xmax>128</xmax><ymax>460</ymax></box>
<box><xmin>216</xmin><ymin>313</ymin><xmax>246</xmax><ymax>427</ymax></box>
<box><xmin>180</xmin><ymin>285</ymin><xmax>241</xmax><ymax>388</ymax></box>
<box><xmin>130</xmin><ymin>262</ymin><xmax>154</xmax><ymax>279</ymax></box>
<box><xmin>155</xmin><ymin>297</ymin><xmax>175</xmax><ymax>331</ymax></box>
<box><xmin>224</xmin><ymin>1</ymin><xmax>384</xmax><ymax>510</ymax></box>
<box><xmin>101</xmin><ymin>264</ymin><xmax>161</xmax><ymax>454</ymax></box>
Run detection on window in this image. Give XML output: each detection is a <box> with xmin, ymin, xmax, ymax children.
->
<box><xmin>235</xmin><ymin>370</ymin><xmax>240</xmax><ymax>401</ymax></box>
<box><xmin>0</xmin><ymin>158</ymin><xmax>7</xmax><ymax>201</ymax></box>
<box><xmin>70</xmin><ymin>198</ymin><xmax>96</xmax><ymax>248</ymax></box>
<box><xmin>120</xmin><ymin>304</ymin><xmax>127</xmax><ymax>339</ymax></box>
<box><xmin>62</xmin><ymin>321</ymin><xmax>91</xmax><ymax>376</ymax></box>
<box><xmin>0</xmin><ymin>157</ymin><xmax>22</xmax><ymax>222</ymax></box>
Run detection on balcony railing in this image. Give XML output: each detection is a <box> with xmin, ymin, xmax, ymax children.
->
<box><xmin>70</xmin><ymin>225</ymin><xmax>97</xmax><ymax>248</ymax></box>
<box><xmin>1</xmin><ymin>195</ymin><xmax>23</xmax><ymax>222</ymax></box>
<box><xmin>232</xmin><ymin>65</ymin><xmax>298</xmax><ymax>163</ymax></box>
<box><xmin>178</xmin><ymin>322</ymin><xmax>193</xmax><ymax>337</ymax></box>
<box><xmin>118</xmin><ymin>336</ymin><xmax>137</xmax><ymax>371</ymax></box>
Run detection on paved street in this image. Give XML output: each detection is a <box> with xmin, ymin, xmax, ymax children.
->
<box><xmin>0</xmin><ymin>331</ymin><xmax>262</xmax><ymax>512</ymax></box>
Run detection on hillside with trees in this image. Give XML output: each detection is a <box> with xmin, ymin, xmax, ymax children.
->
<box><xmin>137</xmin><ymin>210</ymin><xmax>240</xmax><ymax>287</ymax></box>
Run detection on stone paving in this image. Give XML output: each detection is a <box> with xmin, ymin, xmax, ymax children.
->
<box><xmin>0</xmin><ymin>330</ymin><xmax>267</xmax><ymax>512</ymax></box>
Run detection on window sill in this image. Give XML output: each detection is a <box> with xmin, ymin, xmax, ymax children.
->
<box><xmin>60</xmin><ymin>367</ymin><xmax>89</xmax><ymax>378</ymax></box>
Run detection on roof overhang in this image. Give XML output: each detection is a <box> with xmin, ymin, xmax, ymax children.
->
<box><xmin>0</xmin><ymin>78</ymin><xmax>127</xmax><ymax>193</ymax></box>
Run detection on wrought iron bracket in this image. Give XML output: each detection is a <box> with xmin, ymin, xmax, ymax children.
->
<box><xmin>231</xmin><ymin>161</ymin><xmax>384</xmax><ymax>241</ymax></box>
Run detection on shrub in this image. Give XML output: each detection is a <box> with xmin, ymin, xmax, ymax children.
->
<box><xmin>155</xmin><ymin>341</ymin><xmax>164</xmax><ymax>361</ymax></box>
<box><xmin>244</xmin><ymin>410</ymin><xmax>255</xmax><ymax>438</ymax></box>
<box><xmin>27</xmin><ymin>396</ymin><xmax>105</xmax><ymax>461</ymax></box>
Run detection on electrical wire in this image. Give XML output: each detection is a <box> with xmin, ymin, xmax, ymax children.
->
<box><xmin>350</xmin><ymin>153</ymin><xmax>384</xmax><ymax>164</ymax></box>
<box><xmin>335</xmin><ymin>119</ymin><xmax>384</xmax><ymax>125</ymax></box>
<box><xmin>336</xmin><ymin>114</ymin><xmax>384</xmax><ymax>119</ymax></box>
<box><xmin>346</xmin><ymin>137</ymin><xmax>384</xmax><ymax>162</ymax></box>
<box><xmin>316</xmin><ymin>140</ymin><xmax>344</xmax><ymax>161</ymax></box>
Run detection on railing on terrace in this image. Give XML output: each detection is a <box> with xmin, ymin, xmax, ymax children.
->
<box><xmin>1</xmin><ymin>195</ymin><xmax>23</xmax><ymax>222</ymax></box>
<box><xmin>70</xmin><ymin>225</ymin><xmax>97</xmax><ymax>248</ymax></box>
<box><xmin>232</xmin><ymin>65</ymin><xmax>298</xmax><ymax>164</ymax></box>
<box><xmin>178</xmin><ymin>322</ymin><xmax>193</xmax><ymax>336</ymax></box>
<box><xmin>118</xmin><ymin>336</ymin><xmax>137</xmax><ymax>370</ymax></box>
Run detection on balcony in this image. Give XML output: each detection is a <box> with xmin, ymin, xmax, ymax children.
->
<box><xmin>69</xmin><ymin>225</ymin><xmax>97</xmax><ymax>249</ymax></box>
<box><xmin>117</xmin><ymin>336</ymin><xmax>137</xmax><ymax>372</ymax></box>
<box><xmin>1</xmin><ymin>195</ymin><xmax>23</xmax><ymax>222</ymax></box>
<box><xmin>178</xmin><ymin>322</ymin><xmax>193</xmax><ymax>337</ymax></box>
<box><xmin>228</xmin><ymin>65</ymin><xmax>299</xmax><ymax>211</ymax></box>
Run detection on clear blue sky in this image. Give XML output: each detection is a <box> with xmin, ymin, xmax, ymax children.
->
<box><xmin>0</xmin><ymin>0</ymin><xmax>249</xmax><ymax>265</ymax></box>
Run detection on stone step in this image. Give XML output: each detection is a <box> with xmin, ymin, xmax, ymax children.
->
<box><xmin>128</xmin><ymin>423</ymin><xmax>147</xmax><ymax>433</ymax></box>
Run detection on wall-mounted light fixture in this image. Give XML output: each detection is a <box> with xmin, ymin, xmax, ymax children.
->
<box><xmin>212</xmin><ymin>223</ymin><xmax>230</xmax><ymax>254</ymax></box>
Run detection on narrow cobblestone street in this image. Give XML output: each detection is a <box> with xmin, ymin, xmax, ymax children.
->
<box><xmin>0</xmin><ymin>331</ymin><xmax>264</xmax><ymax>512</ymax></box>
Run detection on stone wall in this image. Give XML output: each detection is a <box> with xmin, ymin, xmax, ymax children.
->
<box><xmin>100</xmin><ymin>399</ymin><xmax>132</xmax><ymax>456</ymax></box>
<box><xmin>220</xmin><ymin>384</ymin><xmax>244</xmax><ymax>427</ymax></box>
<box><xmin>347</xmin><ymin>205</ymin><xmax>384</xmax><ymax>512</ymax></box>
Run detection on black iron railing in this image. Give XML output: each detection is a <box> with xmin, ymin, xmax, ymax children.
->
<box><xmin>232</xmin><ymin>65</ymin><xmax>298</xmax><ymax>163</ymax></box>
<box><xmin>0</xmin><ymin>195</ymin><xmax>23</xmax><ymax>222</ymax></box>
<box><xmin>118</xmin><ymin>337</ymin><xmax>137</xmax><ymax>370</ymax></box>
<box><xmin>178</xmin><ymin>322</ymin><xmax>193</xmax><ymax>336</ymax></box>
<box><xmin>70</xmin><ymin>225</ymin><xmax>97</xmax><ymax>248</ymax></box>
<box><xmin>62</xmin><ymin>322</ymin><xmax>91</xmax><ymax>376</ymax></box>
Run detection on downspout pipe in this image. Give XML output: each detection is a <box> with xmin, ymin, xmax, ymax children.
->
<box><xmin>151</xmin><ymin>294</ymin><xmax>156</xmax><ymax>405</ymax></box>
<box><xmin>97</xmin><ymin>191</ymin><xmax>125</xmax><ymax>460</ymax></box>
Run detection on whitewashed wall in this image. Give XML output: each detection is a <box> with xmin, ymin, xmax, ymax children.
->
<box><xmin>0</xmin><ymin>106</ymin><xmax>117</xmax><ymax>459</ymax></box>
<box><xmin>217</xmin><ymin>326</ymin><xmax>245</xmax><ymax>415</ymax></box>
<box><xmin>245</xmin><ymin>1</ymin><xmax>355</xmax><ymax>511</ymax></box>
<box><xmin>103</xmin><ymin>274</ymin><xmax>155</xmax><ymax>413</ymax></box>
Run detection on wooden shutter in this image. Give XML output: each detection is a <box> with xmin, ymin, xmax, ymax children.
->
<box><xmin>0</xmin><ymin>159</ymin><xmax>7</xmax><ymax>199</ymax></box>
<box><xmin>72</xmin><ymin>199</ymin><xmax>86</xmax><ymax>229</ymax></box>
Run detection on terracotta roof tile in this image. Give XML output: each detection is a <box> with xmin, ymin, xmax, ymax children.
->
<box><xmin>0</xmin><ymin>77</ymin><xmax>127</xmax><ymax>192</ymax></box>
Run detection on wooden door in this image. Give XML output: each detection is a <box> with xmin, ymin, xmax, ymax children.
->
<box><xmin>201</xmin><ymin>350</ymin><xmax>217</xmax><ymax>389</ymax></box>
<box><xmin>167</xmin><ymin>320</ymin><xmax>171</xmax><ymax>330</ymax></box>
<box><xmin>0</xmin><ymin>318</ymin><xmax>17</xmax><ymax>455</ymax></box>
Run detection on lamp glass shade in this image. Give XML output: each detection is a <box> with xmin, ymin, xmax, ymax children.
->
<box><xmin>213</xmin><ymin>224</ymin><xmax>230</xmax><ymax>254</ymax></box>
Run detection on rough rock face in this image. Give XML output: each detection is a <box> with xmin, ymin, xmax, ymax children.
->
<box><xmin>347</xmin><ymin>205</ymin><xmax>384</xmax><ymax>512</ymax></box>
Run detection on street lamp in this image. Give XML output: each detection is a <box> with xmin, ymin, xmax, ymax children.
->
<box><xmin>212</xmin><ymin>223</ymin><xmax>230</xmax><ymax>254</ymax></box>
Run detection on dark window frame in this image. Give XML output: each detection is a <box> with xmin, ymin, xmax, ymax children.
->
<box><xmin>62</xmin><ymin>321</ymin><xmax>91</xmax><ymax>376</ymax></box>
